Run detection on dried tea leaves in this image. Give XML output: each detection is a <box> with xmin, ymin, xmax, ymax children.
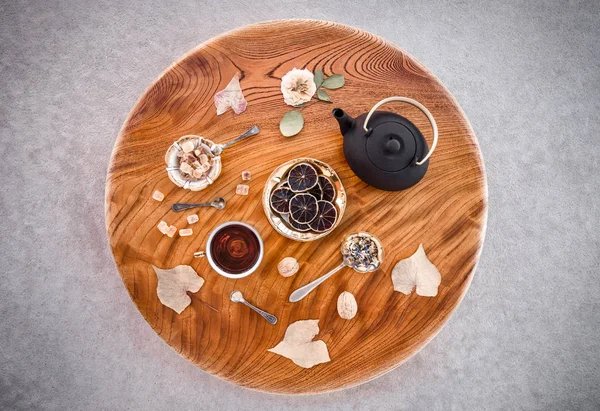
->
<box><xmin>152</xmin><ymin>265</ymin><xmax>205</xmax><ymax>314</ymax></box>
<box><xmin>214</xmin><ymin>72</ymin><xmax>247</xmax><ymax>115</ymax></box>
<box><xmin>391</xmin><ymin>244</ymin><xmax>441</xmax><ymax>297</ymax></box>
<box><xmin>268</xmin><ymin>319</ymin><xmax>330</xmax><ymax>368</ymax></box>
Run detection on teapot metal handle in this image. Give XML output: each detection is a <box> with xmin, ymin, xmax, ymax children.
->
<box><xmin>363</xmin><ymin>97</ymin><xmax>438</xmax><ymax>166</ymax></box>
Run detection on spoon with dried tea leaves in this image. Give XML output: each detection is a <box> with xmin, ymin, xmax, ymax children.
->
<box><xmin>289</xmin><ymin>232</ymin><xmax>383</xmax><ymax>302</ymax></box>
<box><xmin>172</xmin><ymin>197</ymin><xmax>226</xmax><ymax>212</ymax></box>
<box><xmin>230</xmin><ymin>290</ymin><xmax>277</xmax><ymax>324</ymax></box>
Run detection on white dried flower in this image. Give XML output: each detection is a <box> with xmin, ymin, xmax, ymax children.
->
<box><xmin>281</xmin><ymin>68</ymin><xmax>317</xmax><ymax>106</ymax></box>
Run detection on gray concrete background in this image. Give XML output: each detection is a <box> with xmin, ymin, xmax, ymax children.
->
<box><xmin>1</xmin><ymin>0</ymin><xmax>599</xmax><ymax>409</ymax></box>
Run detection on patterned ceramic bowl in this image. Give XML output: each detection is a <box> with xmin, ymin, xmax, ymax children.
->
<box><xmin>262</xmin><ymin>158</ymin><xmax>346</xmax><ymax>242</ymax></box>
<box><xmin>164</xmin><ymin>135</ymin><xmax>222</xmax><ymax>191</ymax></box>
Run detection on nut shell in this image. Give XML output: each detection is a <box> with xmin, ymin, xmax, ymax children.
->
<box><xmin>337</xmin><ymin>291</ymin><xmax>358</xmax><ymax>320</ymax></box>
<box><xmin>278</xmin><ymin>257</ymin><xmax>299</xmax><ymax>277</ymax></box>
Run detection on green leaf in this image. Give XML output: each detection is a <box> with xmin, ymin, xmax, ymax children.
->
<box><xmin>317</xmin><ymin>89</ymin><xmax>331</xmax><ymax>102</ymax></box>
<box><xmin>321</xmin><ymin>74</ymin><xmax>345</xmax><ymax>89</ymax></box>
<box><xmin>314</xmin><ymin>69</ymin><xmax>324</xmax><ymax>88</ymax></box>
<box><xmin>279</xmin><ymin>110</ymin><xmax>304</xmax><ymax>137</ymax></box>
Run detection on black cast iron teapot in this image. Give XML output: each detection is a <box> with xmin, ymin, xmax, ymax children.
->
<box><xmin>333</xmin><ymin>97</ymin><xmax>438</xmax><ymax>191</ymax></box>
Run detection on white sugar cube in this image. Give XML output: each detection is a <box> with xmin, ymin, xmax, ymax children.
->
<box><xmin>199</xmin><ymin>154</ymin><xmax>209</xmax><ymax>164</ymax></box>
<box><xmin>236</xmin><ymin>184</ymin><xmax>249</xmax><ymax>195</ymax></box>
<box><xmin>181</xmin><ymin>141</ymin><xmax>195</xmax><ymax>153</ymax></box>
<box><xmin>166</xmin><ymin>225</ymin><xmax>177</xmax><ymax>238</ymax></box>
<box><xmin>201</xmin><ymin>162</ymin><xmax>211</xmax><ymax>172</ymax></box>
<box><xmin>152</xmin><ymin>190</ymin><xmax>164</xmax><ymax>202</ymax></box>
<box><xmin>192</xmin><ymin>169</ymin><xmax>203</xmax><ymax>179</ymax></box>
<box><xmin>187</xmin><ymin>214</ymin><xmax>199</xmax><ymax>224</ymax></box>
<box><xmin>157</xmin><ymin>221</ymin><xmax>169</xmax><ymax>234</ymax></box>
<box><xmin>179</xmin><ymin>228</ymin><xmax>193</xmax><ymax>237</ymax></box>
<box><xmin>241</xmin><ymin>170</ymin><xmax>252</xmax><ymax>181</ymax></box>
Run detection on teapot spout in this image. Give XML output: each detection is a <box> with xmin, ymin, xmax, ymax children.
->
<box><xmin>332</xmin><ymin>108</ymin><xmax>355</xmax><ymax>136</ymax></box>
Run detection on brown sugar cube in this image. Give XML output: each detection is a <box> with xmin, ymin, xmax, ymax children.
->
<box><xmin>187</xmin><ymin>214</ymin><xmax>199</xmax><ymax>224</ymax></box>
<box><xmin>236</xmin><ymin>184</ymin><xmax>249</xmax><ymax>195</ymax></box>
<box><xmin>166</xmin><ymin>225</ymin><xmax>177</xmax><ymax>238</ymax></box>
<box><xmin>181</xmin><ymin>141</ymin><xmax>195</xmax><ymax>153</ymax></box>
<box><xmin>152</xmin><ymin>190</ymin><xmax>165</xmax><ymax>202</ymax></box>
<box><xmin>179</xmin><ymin>228</ymin><xmax>193</xmax><ymax>237</ymax></box>
<box><xmin>192</xmin><ymin>161</ymin><xmax>201</xmax><ymax>169</ymax></box>
<box><xmin>180</xmin><ymin>162</ymin><xmax>194</xmax><ymax>175</ymax></box>
<box><xmin>157</xmin><ymin>221</ymin><xmax>169</xmax><ymax>234</ymax></box>
<box><xmin>241</xmin><ymin>170</ymin><xmax>252</xmax><ymax>181</ymax></box>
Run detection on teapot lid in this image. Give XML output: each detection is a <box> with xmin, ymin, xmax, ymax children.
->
<box><xmin>365</xmin><ymin>116</ymin><xmax>424</xmax><ymax>172</ymax></box>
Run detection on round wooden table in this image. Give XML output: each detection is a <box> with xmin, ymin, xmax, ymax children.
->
<box><xmin>105</xmin><ymin>20</ymin><xmax>487</xmax><ymax>394</ymax></box>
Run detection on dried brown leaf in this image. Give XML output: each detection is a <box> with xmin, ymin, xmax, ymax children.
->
<box><xmin>391</xmin><ymin>244</ymin><xmax>441</xmax><ymax>297</ymax></box>
<box><xmin>268</xmin><ymin>319</ymin><xmax>330</xmax><ymax>368</ymax></box>
<box><xmin>152</xmin><ymin>265</ymin><xmax>205</xmax><ymax>314</ymax></box>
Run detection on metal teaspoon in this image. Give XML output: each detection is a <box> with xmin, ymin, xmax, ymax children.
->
<box><xmin>211</xmin><ymin>125</ymin><xmax>260</xmax><ymax>156</ymax></box>
<box><xmin>171</xmin><ymin>197</ymin><xmax>226</xmax><ymax>212</ymax></box>
<box><xmin>230</xmin><ymin>290</ymin><xmax>277</xmax><ymax>325</ymax></box>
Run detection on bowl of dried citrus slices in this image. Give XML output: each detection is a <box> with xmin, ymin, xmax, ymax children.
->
<box><xmin>262</xmin><ymin>158</ymin><xmax>346</xmax><ymax>242</ymax></box>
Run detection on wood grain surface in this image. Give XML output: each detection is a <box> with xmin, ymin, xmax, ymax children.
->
<box><xmin>105</xmin><ymin>19</ymin><xmax>487</xmax><ymax>394</ymax></box>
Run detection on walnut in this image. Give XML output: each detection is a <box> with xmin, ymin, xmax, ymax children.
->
<box><xmin>337</xmin><ymin>291</ymin><xmax>358</xmax><ymax>320</ymax></box>
<box><xmin>278</xmin><ymin>257</ymin><xmax>299</xmax><ymax>277</ymax></box>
